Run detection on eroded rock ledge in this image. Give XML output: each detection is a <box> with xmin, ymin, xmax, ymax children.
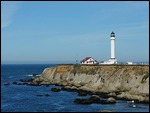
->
<box><xmin>32</xmin><ymin>64</ymin><xmax>149</xmax><ymax>102</ymax></box>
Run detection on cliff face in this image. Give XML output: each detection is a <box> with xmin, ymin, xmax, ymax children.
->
<box><xmin>34</xmin><ymin>65</ymin><xmax>149</xmax><ymax>102</ymax></box>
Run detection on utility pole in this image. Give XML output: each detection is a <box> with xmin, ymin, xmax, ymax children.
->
<box><xmin>76</xmin><ymin>53</ymin><xmax>78</xmax><ymax>64</ymax></box>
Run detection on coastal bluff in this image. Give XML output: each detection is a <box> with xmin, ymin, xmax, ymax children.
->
<box><xmin>33</xmin><ymin>64</ymin><xmax>149</xmax><ymax>102</ymax></box>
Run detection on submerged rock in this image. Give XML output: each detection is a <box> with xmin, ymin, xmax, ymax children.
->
<box><xmin>12</xmin><ymin>82</ymin><xmax>17</xmax><ymax>85</ymax></box>
<box><xmin>77</xmin><ymin>91</ymin><xmax>88</xmax><ymax>96</ymax></box>
<box><xmin>74</xmin><ymin>98</ymin><xmax>93</xmax><ymax>104</ymax></box>
<box><xmin>17</xmin><ymin>83</ymin><xmax>22</xmax><ymax>85</ymax></box>
<box><xmin>61</xmin><ymin>86</ymin><xmax>77</xmax><ymax>92</ymax></box>
<box><xmin>27</xmin><ymin>83</ymin><xmax>41</xmax><ymax>86</ymax></box>
<box><xmin>45</xmin><ymin>84</ymin><xmax>50</xmax><ymax>87</ymax></box>
<box><xmin>44</xmin><ymin>94</ymin><xmax>50</xmax><ymax>96</ymax></box>
<box><xmin>20</xmin><ymin>78</ymin><xmax>33</xmax><ymax>82</ymax></box>
<box><xmin>51</xmin><ymin>87</ymin><xmax>61</xmax><ymax>92</ymax></box>
<box><xmin>32</xmin><ymin>73</ymin><xmax>39</xmax><ymax>76</ymax></box>
<box><xmin>36</xmin><ymin>94</ymin><xmax>50</xmax><ymax>96</ymax></box>
<box><xmin>97</xmin><ymin>110</ymin><xmax>112</xmax><ymax>112</ymax></box>
<box><xmin>74</xmin><ymin>95</ymin><xmax>116</xmax><ymax>104</ymax></box>
<box><xmin>74</xmin><ymin>95</ymin><xmax>101</xmax><ymax>104</ymax></box>
<box><xmin>36</xmin><ymin>94</ymin><xmax>43</xmax><ymax>96</ymax></box>
<box><xmin>4</xmin><ymin>82</ymin><xmax>10</xmax><ymax>85</ymax></box>
<box><xmin>12</xmin><ymin>81</ymin><xmax>28</xmax><ymax>85</ymax></box>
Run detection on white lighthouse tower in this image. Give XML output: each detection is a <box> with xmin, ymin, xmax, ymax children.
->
<box><xmin>110</xmin><ymin>32</ymin><xmax>115</xmax><ymax>59</ymax></box>
<box><xmin>101</xmin><ymin>32</ymin><xmax>117</xmax><ymax>64</ymax></box>
<box><xmin>109</xmin><ymin>32</ymin><xmax>117</xmax><ymax>64</ymax></box>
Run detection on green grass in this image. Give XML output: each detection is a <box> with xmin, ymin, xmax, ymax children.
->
<box><xmin>141</xmin><ymin>73</ymin><xmax>149</xmax><ymax>84</ymax></box>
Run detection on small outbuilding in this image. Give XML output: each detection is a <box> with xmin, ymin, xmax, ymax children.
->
<box><xmin>126</xmin><ymin>62</ymin><xmax>133</xmax><ymax>65</ymax></box>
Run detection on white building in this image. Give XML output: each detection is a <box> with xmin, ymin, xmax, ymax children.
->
<box><xmin>81</xmin><ymin>57</ymin><xmax>98</xmax><ymax>64</ymax></box>
<box><xmin>126</xmin><ymin>62</ymin><xmax>133</xmax><ymax>65</ymax></box>
<box><xmin>101</xmin><ymin>32</ymin><xmax>117</xmax><ymax>64</ymax></box>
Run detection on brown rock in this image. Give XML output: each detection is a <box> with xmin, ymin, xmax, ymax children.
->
<box><xmin>107</xmin><ymin>97</ymin><xmax>116</xmax><ymax>103</ymax></box>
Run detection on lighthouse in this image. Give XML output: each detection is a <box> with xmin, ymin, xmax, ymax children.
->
<box><xmin>109</xmin><ymin>32</ymin><xmax>117</xmax><ymax>64</ymax></box>
<box><xmin>100</xmin><ymin>32</ymin><xmax>117</xmax><ymax>64</ymax></box>
<box><xmin>110</xmin><ymin>32</ymin><xmax>115</xmax><ymax>60</ymax></box>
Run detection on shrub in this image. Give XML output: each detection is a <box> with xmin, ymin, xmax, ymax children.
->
<box><xmin>141</xmin><ymin>73</ymin><xmax>149</xmax><ymax>84</ymax></box>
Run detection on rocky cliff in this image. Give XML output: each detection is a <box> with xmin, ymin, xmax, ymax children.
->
<box><xmin>33</xmin><ymin>64</ymin><xmax>149</xmax><ymax>102</ymax></box>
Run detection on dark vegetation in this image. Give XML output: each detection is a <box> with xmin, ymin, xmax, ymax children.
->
<box><xmin>141</xmin><ymin>73</ymin><xmax>149</xmax><ymax>84</ymax></box>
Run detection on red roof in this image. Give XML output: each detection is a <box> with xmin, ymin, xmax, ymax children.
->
<box><xmin>81</xmin><ymin>57</ymin><xmax>91</xmax><ymax>63</ymax></box>
<box><xmin>81</xmin><ymin>57</ymin><xmax>98</xmax><ymax>63</ymax></box>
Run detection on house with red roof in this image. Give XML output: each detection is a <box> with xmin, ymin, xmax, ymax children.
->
<box><xmin>80</xmin><ymin>57</ymin><xmax>99</xmax><ymax>64</ymax></box>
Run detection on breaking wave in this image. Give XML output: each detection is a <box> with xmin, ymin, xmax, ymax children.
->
<box><xmin>26</xmin><ymin>74</ymin><xmax>41</xmax><ymax>76</ymax></box>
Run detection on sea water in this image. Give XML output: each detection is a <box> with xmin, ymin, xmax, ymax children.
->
<box><xmin>1</xmin><ymin>64</ymin><xmax>149</xmax><ymax>112</ymax></box>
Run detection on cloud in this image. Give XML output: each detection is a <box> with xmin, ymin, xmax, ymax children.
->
<box><xmin>1</xmin><ymin>1</ymin><xmax>21</xmax><ymax>28</ymax></box>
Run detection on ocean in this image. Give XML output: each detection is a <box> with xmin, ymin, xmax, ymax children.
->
<box><xmin>1</xmin><ymin>64</ymin><xmax>149</xmax><ymax>112</ymax></box>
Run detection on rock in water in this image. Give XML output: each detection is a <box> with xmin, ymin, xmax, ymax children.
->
<box><xmin>36</xmin><ymin>94</ymin><xmax>43</xmax><ymax>96</ymax></box>
<box><xmin>51</xmin><ymin>87</ymin><xmax>61</xmax><ymax>92</ymax></box>
<box><xmin>33</xmin><ymin>73</ymin><xmax>38</xmax><ymax>76</ymax></box>
<box><xmin>97</xmin><ymin>110</ymin><xmax>112</xmax><ymax>112</ymax></box>
<box><xmin>89</xmin><ymin>95</ymin><xmax>101</xmax><ymax>103</ymax></box>
<box><xmin>12</xmin><ymin>82</ymin><xmax>17</xmax><ymax>85</ymax></box>
<box><xmin>106</xmin><ymin>97</ymin><xmax>116</xmax><ymax>103</ymax></box>
<box><xmin>4</xmin><ymin>82</ymin><xmax>10</xmax><ymax>85</ymax></box>
<box><xmin>74</xmin><ymin>98</ymin><xmax>92</xmax><ymax>104</ymax></box>
<box><xmin>44</xmin><ymin>94</ymin><xmax>50</xmax><ymax>96</ymax></box>
<box><xmin>77</xmin><ymin>91</ymin><xmax>88</xmax><ymax>96</ymax></box>
<box><xmin>20</xmin><ymin>78</ymin><xmax>33</xmax><ymax>82</ymax></box>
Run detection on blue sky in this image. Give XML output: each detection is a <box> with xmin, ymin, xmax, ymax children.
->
<box><xmin>1</xmin><ymin>1</ymin><xmax>149</xmax><ymax>64</ymax></box>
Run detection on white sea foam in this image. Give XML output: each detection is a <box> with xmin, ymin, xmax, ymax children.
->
<box><xmin>36</xmin><ymin>74</ymin><xmax>41</xmax><ymax>76</ymax></box>
<box><xmin>26</xmin><ymin>74</ymin><xmax>33</xmax><ymax>76</ymax></box>
<box><xmin>26</xmin><ymin>74</ymin><xmax>41</xmax><ymax>76</ymax></box>
<box><xmin>127</xmin><ymin>100</ymin><xmax>134</xmax><ymax>103</ymax></box>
